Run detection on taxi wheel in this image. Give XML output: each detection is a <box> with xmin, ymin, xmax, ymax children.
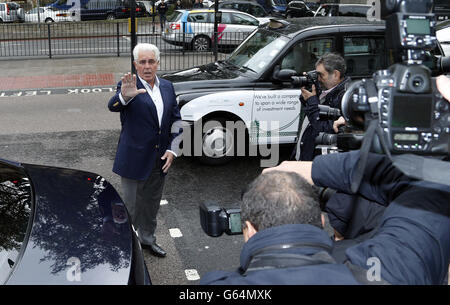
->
<box><xmin>197</xmin><ymin>118</ymin><xmax>235</xmax><ymax>165</ymax></box>
<box><xmin>192</xmin><ymin>35</ymin><xmax>210</xmax><ymax>52</ymax></box>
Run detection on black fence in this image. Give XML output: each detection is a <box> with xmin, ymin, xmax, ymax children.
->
<box><xmin>0</xmin><ymin>19</ymin><xmax>250</xmax><ymax>72</ymax></box>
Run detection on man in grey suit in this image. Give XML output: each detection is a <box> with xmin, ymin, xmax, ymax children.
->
<box><xmin>108</xmin><ymin>43</ymin><xmax>182</xmax><ymax>257</ymax></box>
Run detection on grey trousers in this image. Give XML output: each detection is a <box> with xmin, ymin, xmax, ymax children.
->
<box><xmin>121</xmin><ymin>160</ymin><xmax>165</xmax><ymax>246</ymax></box>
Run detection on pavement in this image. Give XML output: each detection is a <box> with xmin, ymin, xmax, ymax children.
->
<box><xmin>0</xmin><ymin>52</ymin><xmax>221</xmax><ymax>91</ymax></box>
<box><xmin>0</xmin><ymin>56</ymin><xmax>133</xmax><ymax>91</ymax></box>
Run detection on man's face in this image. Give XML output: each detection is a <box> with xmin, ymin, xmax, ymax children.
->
<box><xmin>134</xmin><ymin>50</ymin><xmax>159</xmax><ymax>84</ymax></box>
<box><xmin>316</xmin><ymin>63</ymin><xmax>340</xmax><ymax>90</ymax></box>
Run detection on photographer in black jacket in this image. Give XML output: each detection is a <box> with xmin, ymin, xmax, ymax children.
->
<box><xmin>294</xmin><ymin>53</ymin><xmax>351</xmax><ymax>161</ymax></box>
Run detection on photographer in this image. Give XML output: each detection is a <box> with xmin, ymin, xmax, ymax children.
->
<box><xmin>200</xmin><ymin>146</ymin><xmax>449</xmax><ymax>284</ymax></box>
<box><xmin>200</xmin><ymin>170</ymin><xmax>362</xmax><ymax>285</ymax></box>
<box><xmin>294</xmin><ymin>53</ymin><xmax>351</xmax><ymax>161</ymax></box>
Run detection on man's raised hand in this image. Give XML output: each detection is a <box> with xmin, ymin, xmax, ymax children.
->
<box><xmin>121</xmin><ymin>72</ymin><xmax>147</xmax><ymax>101</ymax></box>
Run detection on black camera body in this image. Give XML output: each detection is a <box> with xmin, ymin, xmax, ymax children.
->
<box><xmin>374</xmin><ymin>65</ymin><xmax>448</xmax><ymax>154</ymax></box>
<box><xmin>273</xmin><ymin>68</ymin><xmax>321</xmax><ymax>93</ymax></box>
<box><xmin>386</xmin><ymin>12</ymin><xmax>437</xmax><ymax>55</ymax></box>
<box><xmin>342</xmin><ymin>0</ymin><xmax>449</xmax><ymax>156</ymax></box>
<box><xmin>199</xmin><ymin>202</ymin><xmax>242</xmax><ymax>237</ymax></box>
<box><xmin>292</xmin><ymin>70</ymin><xmax>320</xmax><ymax>92</ymax></box>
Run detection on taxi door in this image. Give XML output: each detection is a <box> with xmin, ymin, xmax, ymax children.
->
<box><xmin>251</xmin><ymin>37</ymin><xmax>335</xmax><ymax>145</ymax></box>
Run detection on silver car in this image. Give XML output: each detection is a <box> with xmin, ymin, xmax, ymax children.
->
<box><xmin>162</xmin><ymin>9</ymin><xmax>269</xmax><ymax>52</ymax></box>
<box><xmin>0</xmin><ymin>2</ymin><xmax>24</xmax><ymax>23</ymax></box>
<box><xmin>24</xmin><ymin>7</ymin><xmax>75</xmax><ymax>23</ymax></box>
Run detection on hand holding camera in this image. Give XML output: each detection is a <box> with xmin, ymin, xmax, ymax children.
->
<box><xmin>300</xmin><ymin>84</ymin><xmax>317</xmax><ymax>101</ymax></box>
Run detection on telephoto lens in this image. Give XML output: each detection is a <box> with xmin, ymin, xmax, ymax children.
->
<box><xmin>318</xmin><ymin>105</ymin><xmax>341</xmax><ymax>121</ymax></box>
<box><xmin>315</xmin><ymin>132</ymin><xmax>338</xmax><ymax>145</ymax></box>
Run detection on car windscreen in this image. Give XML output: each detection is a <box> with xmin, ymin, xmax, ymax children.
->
<box><xmin>227</xmin><ymin>29</ymin><xmax>289</xmax><ymax>74</ymax></box>
<box><xmin>0</xmin><ymin>161</ymin><xmax>32</xmax><ymax>284</ymax></box>
<box><xmin>315</xmin><ymin>4</ymin><xmax>337</xmax><ymax>17</ymax></box>
<box><xmin>8</xmin><ymin>2</ymin><xmax>20</xmax><ymax>10</ymax></box>
<box><xmin>273</xmin><ymin>0</ymin><xmax>287</xmax><ymax>5</ymax></box>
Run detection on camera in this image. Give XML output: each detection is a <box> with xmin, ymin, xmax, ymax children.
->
<box><xmin>199</xmin><ymin>202</ymin><xmax>242</xmax><ymax>237</ymax></box>
<box><xmin>341</xmin><ymin>0</ymin><xmax>450</xmax><ymax>156</ymax></box>
<box><xmin>291</xmin><ymin>70</ymin><xmax>320</xmax><ymax>92</ymax></box>
<box><xmin>274</xmin><ymin>68</ymin><xmax>321</xmax><ymax>93</ymax></box>
<box><xmin>318</xmin><ymin>105</ymin><xmax>341</xmax><ymax>121</ymax></box>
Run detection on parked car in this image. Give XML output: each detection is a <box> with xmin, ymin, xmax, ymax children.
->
<box><xmin>211</xmin><ymin>0</ymin><xmax>270</xmax><ymax>18</ymax></box>
<box><xmin>24</xmin><ymin>7</ymin><xmax>75</xmax><ymax>23</ymax></box>
<box><xmin>257</xmin><ymin>0</ymin><xmax>287</xmax><ymax>17</ymax></box>
<box><xmin>47</xmin><ymin>0</ymin><xmax>79</xmax><ymax>10</ymax></box>
<box><xmin>161</xmin><ymin>17</ymin><xmax>446</xmax><ymax>165</ymax></box>
<box><xmin>0</xmin><ymin>158</ymin><xmax>150</xmax><ymax>284</ymax></box>
<box><xmin>0</xmin><ymin>2</ymin><xmax>24</xmax><ymax>23</ymax></box>
<box><xmin>80</xmin><ymin>0</ymin><xmax>147</xmax><ymax>21</ymax></box>
<box><xmin>314</xmin><ymin>3</ymin><xmax>371</xmax><ymax>18</ymax></box>
<box><xmin>285</xmin><ymin>1</ymin><xmax>319</xmax><ymax>18</ymax></box>
<box><xmin>162</xmin><ymin>9</ymin><xmax>269</xmax><ymax>52</ymax></box>
<box><xmin>139</xmin><ymin>0</ymin><xmax>155</xmax><ymax>16</ymax></box>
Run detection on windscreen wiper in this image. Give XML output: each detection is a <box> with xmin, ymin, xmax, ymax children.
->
<box><xmin>221</xmin><ymin>60</ymin><xmax>240</xmax><ymax>70</ymax></box>
<box><xmin>239</xmin><ymin>65</ymin><xmax>257</xmax><ymax>73</ymax></box>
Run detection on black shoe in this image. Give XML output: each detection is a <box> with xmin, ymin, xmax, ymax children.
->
<box><xmin>142</xmin><ymin>243</ymin><xmax>166</xmax><ymax>257</ymax></box>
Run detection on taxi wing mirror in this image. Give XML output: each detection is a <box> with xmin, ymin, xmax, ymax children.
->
<box><xmin>272</xmin><ymin>66</ymin><xmax>297</xmax><ymax>82</ymax></box>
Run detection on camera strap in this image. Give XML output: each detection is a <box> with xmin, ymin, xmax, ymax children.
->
<box><xmin>351</xmin><ymin>80</ymin><xmax>392</xmax><ymax>193</ymax></box>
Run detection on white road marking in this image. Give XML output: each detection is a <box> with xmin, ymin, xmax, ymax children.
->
<box><xmin>185</xmin><ymin>269</ymin><xmax>200</xmax><ymax>281</ymax></box>
<box><xmin>169</xmin><ymin>228</ymin><xmax>183</xmax><ymax>238</ymax></box>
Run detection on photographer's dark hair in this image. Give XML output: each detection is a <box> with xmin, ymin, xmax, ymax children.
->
<box><xmin>316</xmin><ymin>53</ymin><xmax>346</xmax><ymax>79</ymax></box>
<box><xmin>241</xmin><ymin>171</ymin><xmax>322</xmax><ymax>231</ymax></box>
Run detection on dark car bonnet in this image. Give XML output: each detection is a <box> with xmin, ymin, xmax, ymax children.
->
<box><xmin>7</xmin><ymin>164</ymin><xmax>133</xmax><ymax>284</ymax></box>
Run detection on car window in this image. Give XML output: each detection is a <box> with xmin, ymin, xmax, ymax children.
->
<box><xmin>281</xmin><ymin>38</ymin><xmax>334</xmax><ymax>74</ymax></box>
<box><xmin>8</xmin><ymin>3</ymin><xmax>19</xmax><ymax>10</ymax></box>
<box><xmin>339</xmin><ymin>5</ymin><xmax>369</xmax><ymax>17</ymax></box>
<box><xmin>252</xmin><ymin>5</ymin><xmax>266</xmax><ymax>17</ymax></box>
<box><xmin>315</xmin><ymin>5</ymin><xmax>337</xmax><ymax>17</ymax></box>
<box><xmin>221</xmin><ymin>3</ymin><xmax>234</xmax><ymax>9</ymax></box>
<box><xmin>228</xmin><ymin>29</ymin><xmax>290</xmax><ymax>74</ymax></box>
<box><xmin>0</xmin><ymin>162</ymin><xmax>32</xmax><ymax>285</ymax></box>
<box><xmin>343</xmin><ymin>36</ymin><xmax>386</xmax><ymax>77</ymax></box>
<box><xmin>167</xmin><ymin>10</ymin><xmax>183</xmax><ymax>22</ymax></box>
<box><xmin>221</xmin><ymin>12</ymin><xmax>232</xmax><ymax>24</ymax></box>
<box><xmin>188</xmin><ymin>12</ymin><xmax>210</xmax><ymax>23</ymax></box>
<box><xmin>236</xmin><ymin>3</ymin><xmax>245</xmax><ymax>12</ymax></box>
<box><xmin>232</xmin><ymin>13</ymin><xmax>258</xmax><ymax>26</ymax></box>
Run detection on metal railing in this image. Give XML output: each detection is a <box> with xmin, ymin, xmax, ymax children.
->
<box><xmin>0</xmin><ymin>19</ymin><xmax>250</xmax><ymax>72</ymax></box>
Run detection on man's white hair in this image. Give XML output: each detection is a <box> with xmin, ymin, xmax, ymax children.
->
<box><xmin>133</xmin><ymin>43</ymin><xmax>160</xmax><ymax>62</ymax></box>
